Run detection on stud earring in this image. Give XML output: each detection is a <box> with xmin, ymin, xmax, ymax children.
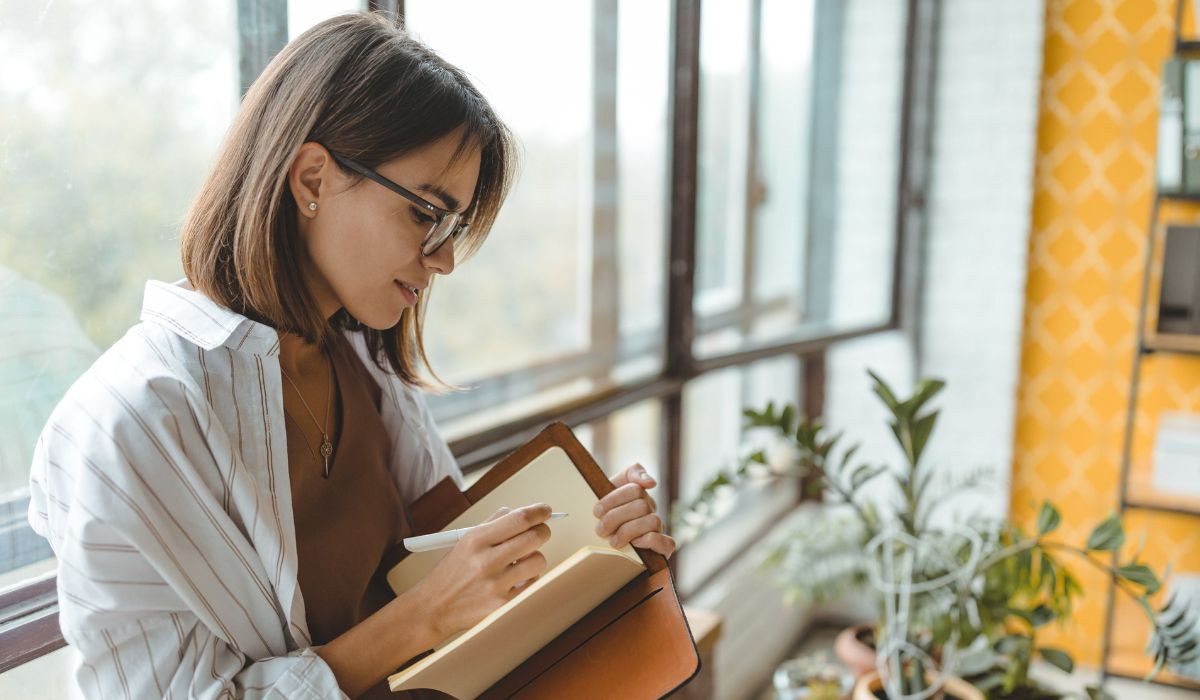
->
<box><xmin>308</xmin><ymin>202</ymin><xmax>317</xmax><ymax>211</ymax></box>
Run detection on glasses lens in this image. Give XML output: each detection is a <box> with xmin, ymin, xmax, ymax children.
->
<box><xmin>422</xmin><ymin>213</ymin><xmax>460</xmax><ymax>255</ymax></box>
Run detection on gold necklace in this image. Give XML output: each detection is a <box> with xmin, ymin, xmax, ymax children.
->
<box><xmin>280</xmin><ymin>356</ymin><xmax>334</xmax><ymax>478</ymax></box>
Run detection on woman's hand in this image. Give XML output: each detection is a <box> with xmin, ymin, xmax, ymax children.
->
<box><xmin>594</xmin><ymin>463</ymin><xmax>676</xmax><ymax>558</ymax></box>
<box><xmin>413</xmin><ymin>504</ymin><xmax>553</xmax><ymax>642</ymax></box>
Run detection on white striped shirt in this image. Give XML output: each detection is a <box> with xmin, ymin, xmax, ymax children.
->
<box><xmin>27</xmin><ymin>279</ymin><xmax>463</xmax><ymax>699</ymax></box>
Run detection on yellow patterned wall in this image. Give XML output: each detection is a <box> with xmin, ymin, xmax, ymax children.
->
<box><xmin>1013</xmin><ymin>0</ymin><xmax>1200</xmax><ymax>672</ymax></box>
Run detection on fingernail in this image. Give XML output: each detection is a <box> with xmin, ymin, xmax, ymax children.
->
<box><xmin>595</xmin><ymin>523</ymin><xmax>605</xmax><ymax>536</ymax></box>
<box><xmin>610</xmin><ymin>536</ymin><xmax>619</xmax><ymax>546</ymax></box>
<box><xmin>593</xmin><ymin>503</ymin><xmax>603</xmax><ymax>517</ymax></box>
<box><xmin>638</xmin><ymin>471</ymin><xmax>652</xmax><ymax>482</ymax></box>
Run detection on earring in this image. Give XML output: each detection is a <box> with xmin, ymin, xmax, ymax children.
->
<box><xmin>308</xmin><ymin>202</ymin><xmax>318</xmax><ymax>211</ymax></box>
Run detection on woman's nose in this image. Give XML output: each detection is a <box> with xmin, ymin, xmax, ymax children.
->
<box><xmin>422</xmin><ymin>238</ymin><xmax>456</xmax><ymax>275</ymax></box>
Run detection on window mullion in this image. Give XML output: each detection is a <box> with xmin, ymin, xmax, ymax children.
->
<box><xmin>663</xmin><ymin>0</ymin><xmax>701</xmax><ymax>575</ymax></box>
<box><xmin>738</xmin><ymin>0</ymin><xmax>764</xmax><ymax>345</ymax></box>
<box><xmin>589</xmin><ymin>0</ymin><xmax>621</xmax><ymax>469</ymax></box>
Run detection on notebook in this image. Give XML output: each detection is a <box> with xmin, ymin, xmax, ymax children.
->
<box><xmin>385</xmin><ymin>445</ymin><xmax>649</xmax><ymax>698</ymax></box>
<box><xmin>383</xmin><ymin>423</ymin><xmax>699</xmax><ymax>699</ymax></box>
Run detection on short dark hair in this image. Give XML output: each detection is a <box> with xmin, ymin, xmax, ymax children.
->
<box><xmin>181</xmin><ymin>12</ymin><xmax>518</xmax><ymax>390</ymax></box>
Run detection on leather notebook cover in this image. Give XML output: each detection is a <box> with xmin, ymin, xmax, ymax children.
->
<box><xmin>390</xmin><ymin>422</ymin><xmax>701</xmax><ymax>699</ymax></box>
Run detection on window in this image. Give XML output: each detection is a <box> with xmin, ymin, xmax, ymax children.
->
<box><xmin>405</xmin><ymin>0</ymin><xmax>673</xmax><ymax>440</ymax></box>
<box><xmin>0</xmin><ymin>0</ymin><xmax>929</xmax><ymax>682</ymax></box>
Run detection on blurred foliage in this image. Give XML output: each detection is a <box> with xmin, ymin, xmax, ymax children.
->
<box><xmin>0</xmin><ymin>0</ymin><xmax>235</xmax><ymax>349</ymax></box>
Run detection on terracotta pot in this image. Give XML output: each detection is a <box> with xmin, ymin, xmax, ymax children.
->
<box><xmin>852</xmin><ymin>670</ymin><xmax>983</xmax><ymax>700</ymax></box>
<box><xmin>833</xmin><ymin>624</ymin><xmax>877</xmax><ymax>679</ymax></box>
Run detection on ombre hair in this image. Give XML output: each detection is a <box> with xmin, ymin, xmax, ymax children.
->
<box><xmin>181</xmin><ymin>12</ymin><xmax>517</xmax><ymax>390</ymax></box>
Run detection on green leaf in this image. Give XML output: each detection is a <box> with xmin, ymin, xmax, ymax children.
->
<box><xmin>1038</xmin><ymin>647</ymin><xmax>1074</xmax><ymax>673</ymax></box>
<box><xmin>868</xmin><ymin>370</ymin><xmax>900</xmax><ymax>411</ymax></box>
<box><xmin>1030</xmin><ymin>604</ymin><xmax>1056</xmax><ymax>628</ymax></box>
<box><xmin>1117</xmin><ymin>564</ymin><xmax>1161</xmax><ymax>594</ymax></box>
<box><xmin>839</xmin><ymin>444</ymin><xmax>861</xmax><ymax>472</ymax></box>
<box><xmin>994</xmin><ymin>633</ymin><xmax>1029</xmax><ymax>655</ymax></box>
<box><xmin>780</xmin><ymin>405</ymin><xmax>795</xmax><ymax>434</ymax></box>
<box><xmin>850</xmin><ymin>465</ymin><xmax>886</xmax><ymax>492</ymax></box>
<box><xmin>908</xmin><ymin>378</ymin><xmax>947</xmax><ymax>414</ymax></box>
<box><xmin>1086</xmin><ymin>515</ymin><xmax>1125</xmax><ymax>552</ymax></box>
<box><xmin>972</xmin><ymin>672</ymin><xmax>1006</xmax><ymax>693</ymax></box>
<box><xmin>1036</xmin><ymin>501</ymin><xmax>1061</xmax><ymax>536</ymax></box>
<box><xmin>910</xmin><ymin>410</ymin><xmax>939</xmax><ymax>464</ymax></box>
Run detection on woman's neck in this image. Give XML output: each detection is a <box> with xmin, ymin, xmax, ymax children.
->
<box><xmin>278</xmin><ymin>332</ymin><xmax>329</xmax><ymax>379</ymax></box>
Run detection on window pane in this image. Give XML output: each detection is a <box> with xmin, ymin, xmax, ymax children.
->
<box><xmin>677</xmin><ymin>355</ymin><xmax>802</xmax><ymax>594</ymax></box>
<box><xmin>617</xmin><ymin>0</ymin><xmax>671</xmax><ymax>339</ymax></box>
<box><xmin>825</xmin><ymin>0</ymin><xmax>906</xmax><ymax>329</ymax></box>
<box><xmin>407</xmin><ymin>2</ymin><xmax>670</xmax><ymax>437</ymax></box>
<box><xmin>288</xmin><ymin>0</ymin><xmax>363</xmax><ymax>38</ymax></box>
<box><xmin>752</xmin><ymin>0</ymin><xmax>814</xmax><ymax>305</ymax></box>
<box><xmin>695</xmin><ymin>0</ymin><xmax>751</xmax><ymax>315</ymax></box>
<box><xmin>694</xmin><ymin>0</ymin><xmax>906</xmax><ymax>359</ymax></box>
<box><xmin>409</xmin><ymin>1</ymin><xmax>592</xmax><ymax>381</ymax></box>
<box><xmin>0</xmin><ymin>0</ymin><xmax>238</xmax><ymax>587</ymax></box>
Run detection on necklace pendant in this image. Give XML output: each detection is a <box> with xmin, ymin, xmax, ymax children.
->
<box><xmin>320</xmin><ymin>435</ymin><xmax>333</xmax><ymax>478</ymax></box>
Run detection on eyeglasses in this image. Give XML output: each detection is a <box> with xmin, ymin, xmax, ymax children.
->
<box><xmin>327</xmin><ymin>151</ymin><xmax>470</xmax><ymax>256</ymax></box>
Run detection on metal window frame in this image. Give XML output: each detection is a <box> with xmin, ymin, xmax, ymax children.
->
<box><xmin>0</xmin><ymin>0</ymin><xmax>938</xmax><ymax>674</ymax></box>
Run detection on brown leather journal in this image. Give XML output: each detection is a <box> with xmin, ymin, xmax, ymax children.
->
<box><xmin>391</xmin><ymin>422</ymin><xmax>701</xmax><ymax>699</ymax></box>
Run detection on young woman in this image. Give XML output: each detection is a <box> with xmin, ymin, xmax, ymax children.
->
<box><xmin>28</xmin><ymin>13</ymin><xmax>674</xmax><ymax>699</ymax></box>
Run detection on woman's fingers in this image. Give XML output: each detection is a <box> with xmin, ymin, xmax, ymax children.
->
<box><xmin>503</xmin><ymin>550</ymin><xmax>548</xmax><ymax>591</ymax></box>
<box><xmin>609</xmin><ymin>512</ymin><xmax>663</xmax><ymax>549</ymax></box>
<box><xmin>492</xmin><ymin>522</ymin><xmax>551</xmax><ymax>564</ymax></box>
<box><xmin>482</xmin><ymin>506</ymin><xmax>512</xmax><ymax>523</ymax></box>
<box><xmin>469</xmin><ymin>503</ymin><xmax>551</xmax><ymax>547</ymax></box>
<box><xmin>610</xmin><ymin>463</ymin><xmax>658</xmax><ymax>489</ymax></box>
<box><xmin>593</xmin><ymin>483</ymin><xmax>649</xmax><ymax>519</ymax></box>
<box><xmin>631</xmin><ymin>531</ymin><xmax>677</xmax><ymax>557</ymax></box>
<box><xmin>595</xmin><ymin>497</ymin><xmax>651</xmax><ymax>538</ymax></box>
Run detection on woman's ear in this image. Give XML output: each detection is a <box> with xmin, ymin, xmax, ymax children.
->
<box><xmin>288</xmin><ymin>142</ymin><xmax>332</xmax><ymax>217</ymax></box>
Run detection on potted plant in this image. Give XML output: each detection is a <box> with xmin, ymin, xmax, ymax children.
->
<box><xmin>674</xmin><ymin>371</ymin><xmax>1200</xmax><ymax>699</ymax></box>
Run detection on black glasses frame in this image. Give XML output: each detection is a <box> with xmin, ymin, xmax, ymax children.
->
<box><xmin>327</xmin><ymin>150</ymin><xmax>468</xmax><ymax>256</ymax></box>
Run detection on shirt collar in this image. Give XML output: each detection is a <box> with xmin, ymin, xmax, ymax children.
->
<box><xmin>140</xmin><ymin>279</ymin><xmax>281</xmax><ymax>357</ymax></box>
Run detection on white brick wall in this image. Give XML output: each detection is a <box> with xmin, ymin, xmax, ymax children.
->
<box><xmin>917</xmin><ymin>0</ymin><xmax>1043</xmax><ymax>522</ymax></box>
<box><xmin>826</xmin><ymin>0</ymin><xmax>1043</xmax><ymax>524</ymax></box>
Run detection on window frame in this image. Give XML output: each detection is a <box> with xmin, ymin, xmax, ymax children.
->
<box><xmin>0</xmin><ymin>0</ymin><xmax>938</xmax><ymax>674</ymax></box>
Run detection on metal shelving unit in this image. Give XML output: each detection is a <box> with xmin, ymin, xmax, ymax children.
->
<box><xmin>1099</xmin><ymin>4</ymin><xmax>1200</xmax><ymax>687</ymax></box>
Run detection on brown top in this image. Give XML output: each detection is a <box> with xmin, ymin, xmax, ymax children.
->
<box><xmin>286</xmin><ymin>335</ymin><xmax>417</xmax><ymax>699</ymax></box>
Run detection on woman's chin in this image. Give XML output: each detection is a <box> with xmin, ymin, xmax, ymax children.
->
<box><xmin>346</xmin><ymin>305</ymin><xmax>406</xmax><ymax>331</ymax></box>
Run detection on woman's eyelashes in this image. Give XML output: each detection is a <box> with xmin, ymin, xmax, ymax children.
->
<box><xmin>409</xmin><ymin>206</ymin><xmax>435</xmax><ymax>225</ymax></box>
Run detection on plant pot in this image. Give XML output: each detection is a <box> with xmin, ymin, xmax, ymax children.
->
<box><xmin>852</xmin><ymin>670</ymin><xmax>983</xmax><ymax>700</ymax></box>
<box><xmin>834</xmin><ymin>624</ymin><xmax>877</xmax><ymax>679</ymax></box>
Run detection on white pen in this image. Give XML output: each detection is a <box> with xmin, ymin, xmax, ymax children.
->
<box><xmin>403</xmin><ymin>512</ymin><xmax>568</xmax><ymax>552</ymax></box>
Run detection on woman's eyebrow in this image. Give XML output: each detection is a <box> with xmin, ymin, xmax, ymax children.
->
<box><xmin>417</xmin><ymin>183</ymin><xmax>462</xmax><ymax>213</ymax></box>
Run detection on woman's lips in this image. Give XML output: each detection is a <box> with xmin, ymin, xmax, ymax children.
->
<box><xmin>395</xmin><ymin>280</ymin><xmax>418</xmax><ymax>305</ymax></box>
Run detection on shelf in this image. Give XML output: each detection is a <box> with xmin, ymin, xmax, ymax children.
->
<box><xmin>1123</xmin><ymin>470</ymin><xmax>1200</xmax><ymax>517</ymax></box>
<box><xmin>1142</xmin><ymin>340</ymin><xmax>1200</xmax><ymax>356</ymax></box>
<box><xmin>1156</xmin><ymin>189</ymin><xmax>1200</xmax><ymax>202</ymax></box>
<box><xmin>1124</xmin><ymin>498</ymin><xmax>1200</xmax><ymax>517</ymax></box>
<box><xmin>1141</xmin><ymin>342</ymin><xmax>1200</xmax><ymax>356</ymax></box>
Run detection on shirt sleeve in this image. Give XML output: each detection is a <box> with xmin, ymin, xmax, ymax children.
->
<box><xmin>64</xmin><ymin>611</ymin><xmax>347</xmax><ymax>700</ymax></box>
<box><xmin>27</xmin><ymin>348</ymin><xmax>348</xmax><ymax>699</ymax></box>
